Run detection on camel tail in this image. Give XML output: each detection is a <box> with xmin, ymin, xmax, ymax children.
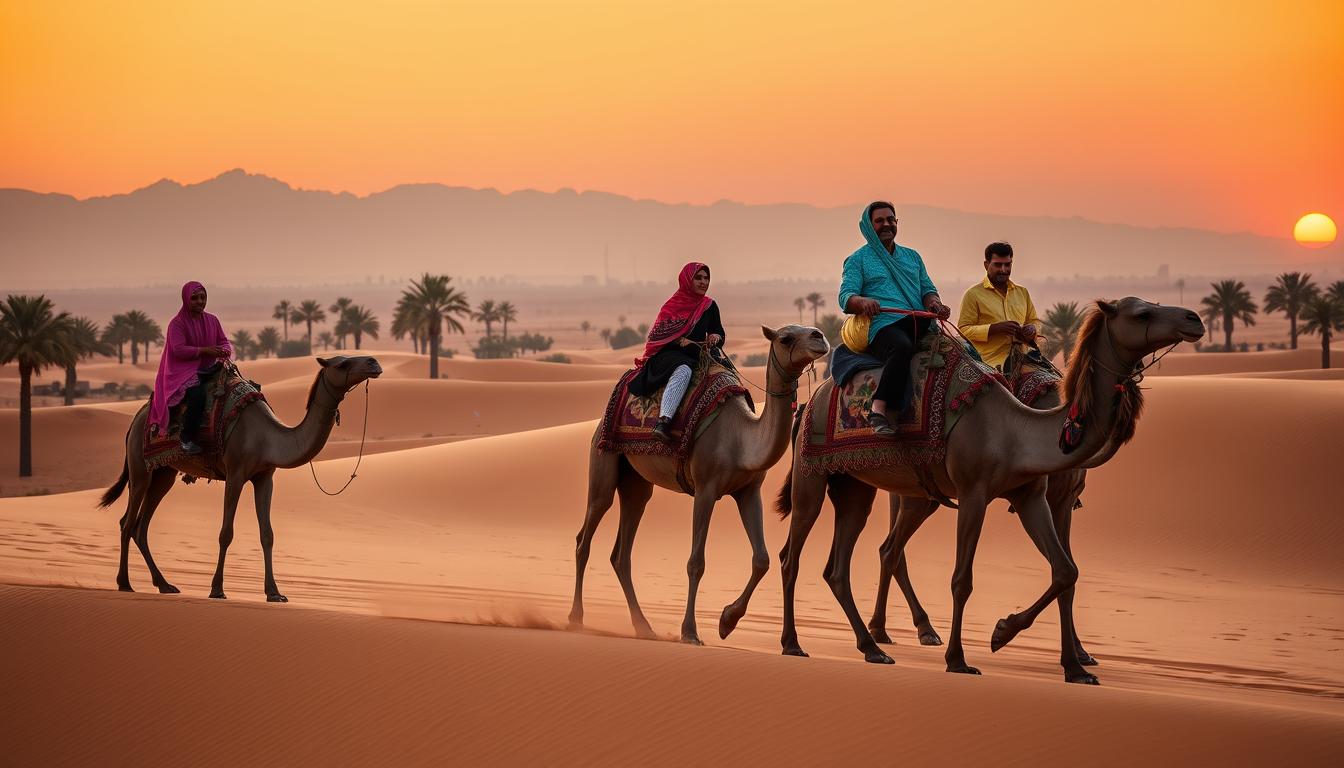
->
<box><xmin>98</xmin><ymin>458</ymin><xmax>129</xmax><ymax>509</ymax></box>
<box><xmin>775</xmin><ymin>403</ymin><xmax>806</xmax><ymax>519</ymax></box>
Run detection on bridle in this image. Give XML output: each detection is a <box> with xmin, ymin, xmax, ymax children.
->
<box><xmin>309</xmin><ymin>365</ymin><xmax>371</xmax><ymax>496</ymax></box>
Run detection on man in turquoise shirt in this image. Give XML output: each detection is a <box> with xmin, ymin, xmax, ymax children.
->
<box><xmin>839</xmin><ymin>201</ymin><xmax>950</xmax><ymax>435</ymax></box>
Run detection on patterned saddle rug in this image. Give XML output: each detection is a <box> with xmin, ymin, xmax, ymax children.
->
<box><xmin>597</xmin><ymin>349</ymin><xmax>753</xmax><ymax>459</ymax></box>
<box><xmin>143</xmin><ymin>363</ymin><xmax>266</xmax><ymax>479</ymax></box>
<box><xmin>799</xmin><ymin>331</ymin><xmax>1004</xmax><ymax>476</ymax></box>
<box><xmin>1003</xmin><ymin>344</ymin><xmax>1062</xmax><ymax>407</ymax></box>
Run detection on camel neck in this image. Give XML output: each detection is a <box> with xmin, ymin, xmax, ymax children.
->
<box><xmin>740</xmin><ymin>352</ymin><xmax>802</xmax><ymax>472</ymax></box>
<box><xmin>269</xmin><ymin>371</ymin><xmax>344</xmax><ymax>469</ymax></box>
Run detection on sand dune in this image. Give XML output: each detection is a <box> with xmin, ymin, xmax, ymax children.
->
<box><xmin>4</xmin><ymin>584</ymin><xmax>1340</xmax><ymax>767</ymax></box>
<box><xmin>1146</xmin><ymin>347</ymin><xmax>1333</xmax><ymax>376</ymax></box>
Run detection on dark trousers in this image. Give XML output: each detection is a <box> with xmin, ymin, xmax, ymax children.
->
<box><xmin>180</xmin><ymin>363</ymin><xmax>220</xmax><ymax>441</ymax></box>
<box><xmin>869</xmin><ymin>316</ymin><xmax>929</xmax><ymax>408</ymax></box>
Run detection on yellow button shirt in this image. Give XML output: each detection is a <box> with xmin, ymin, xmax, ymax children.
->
<box><xmin>957</xmin><ymin>277</ymin><xmax>1040</xmax><ymax>369</ymax></box>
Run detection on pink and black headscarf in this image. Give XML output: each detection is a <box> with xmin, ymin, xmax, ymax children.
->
<box><xmin>635</xmin><ymin>262</ymin><xmax>712</xmax><ymax>367</ymax></box>
<box><xmin>148</xmin><ymin>281</ymin><xmax>232</xmax><ymax>434</ymax></box>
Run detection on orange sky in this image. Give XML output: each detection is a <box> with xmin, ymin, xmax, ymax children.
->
<box><xmin>2</xmin><ymin>1</ymin><xmax>1341</xmax><ymax>238</ymax></box>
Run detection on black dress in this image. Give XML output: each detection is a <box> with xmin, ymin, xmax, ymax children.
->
<box><xmin>627</xmin><ymin>302</ymin><xmax>725</xmax><ymax>397</ymax></box>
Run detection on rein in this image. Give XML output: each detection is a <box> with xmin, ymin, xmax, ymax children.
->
<box><xmin>309</xmin><ymin>371</ymin><xmax>370</xmax><ymax>496</ymax></box>
<box><xmin>686</xmin><ymin>339</ymin><xmax>803</xmax><ymax>399</ymax></box>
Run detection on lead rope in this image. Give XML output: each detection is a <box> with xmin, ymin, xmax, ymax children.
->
<box><xmin>309</xmin><ymin>380</ymin><xmax>370</xmax><ymax>496</ymax></box>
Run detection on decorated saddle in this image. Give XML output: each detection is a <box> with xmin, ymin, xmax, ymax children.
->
<box><xmin>1002</xmin><ymin>344</ymin><xmax>1062</xmax><ymax>407</ymax></box>
<box><xmin>143</xmin><ymin>363</ymin><xmax>266</xmax><ymax>479</ymax></box>
<box><xmin>597</xmin><ymin>349</ymin><xmax>753</xmax><ymax>459</ymax></box>
<box><xmin>798</xmin><ymin>330</ymin><xmax>1004</xmax><ymax>476</ymax></box>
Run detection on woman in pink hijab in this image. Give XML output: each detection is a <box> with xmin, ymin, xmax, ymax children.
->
<box><xmin>150</xmin><ymin>281</ymin><xmax>232</xmax><ymax>453</ymax></box>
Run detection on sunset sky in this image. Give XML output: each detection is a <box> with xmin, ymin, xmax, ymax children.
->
<box><xmin>2</xmin><ymin>1</ymin><xmax>1340</xmax><ymax>238</ymax></box>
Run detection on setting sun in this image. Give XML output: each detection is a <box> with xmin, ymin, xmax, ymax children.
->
<box><xmin>1293</xmin><ymin>212</ymin><xmax>1338</xmax><ymax>248</ymax></box>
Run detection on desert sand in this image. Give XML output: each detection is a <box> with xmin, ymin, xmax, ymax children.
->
<box><xmin>1</xmin><ymin>338</ymin><xmax>1341</xmax><ymax>765</ymax></box>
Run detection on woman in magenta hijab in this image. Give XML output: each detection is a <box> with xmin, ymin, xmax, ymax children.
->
<box><xmin>150</xmin><ymin>281</ymin><xmax>232</xmax><ymax>453</ymax></box>
<box><xmin>627</xmin><ymin>262</ymin><xmax>724</xmax><ymax>443</ymax></box>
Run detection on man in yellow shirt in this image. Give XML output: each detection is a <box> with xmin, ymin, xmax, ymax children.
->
<box><xmin>958</xmin><ymin>242</ymin><xmax>1041</xmax><ymax>370</ymax></box>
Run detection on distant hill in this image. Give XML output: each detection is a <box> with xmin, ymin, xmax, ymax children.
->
<box><xmin>1</xmin><ymin>169</ymin><xmax>1331</xmax><ymax>289</ymax></box>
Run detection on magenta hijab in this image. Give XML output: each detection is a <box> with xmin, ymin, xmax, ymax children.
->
<box><xmin>149</xmin><ymin>281</ymin><xmax>231</xmax><ymax>434</ymax></box>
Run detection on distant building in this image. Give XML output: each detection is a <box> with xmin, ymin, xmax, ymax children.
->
<box><xmin>1157</xmin><ymin>264</ymin><xmax>1169</xmax><ymax>280</ymax></box>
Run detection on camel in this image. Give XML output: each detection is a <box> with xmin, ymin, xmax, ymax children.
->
<box><xmin>868</xmin><ymin>389</ymin><xmax>1096</xmax><ymax>665</ymax></box>
<box><xmin>99</xmin><ymin>355</ymin><xmax>383</xmax><ymax>601</ymax></box>
<box><xmin>768</xmin><ymin>298</ymin><xmax>1201</xmax><ymax>683</ymax></box>
<box><xmin>569</xmin><ymin>325</ymin><xmax>829</xmax><ymax>644</ymax></box>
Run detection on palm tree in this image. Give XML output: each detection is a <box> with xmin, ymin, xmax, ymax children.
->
<box><xmin>257</xmin><ymin>326</ymin><xmax>281</xmax><ymax>358</ymax></box>
<box><xmin>60</xmin><ymin>317</ymin><xmax>112</xmax><ymax>405</ymax></box>
<box><xmin>1201</xmin><ymin>280</ymin><xmax>1258</xmax><ymax>351</ymax></box>
<box><xmin>599</xmin><ymin>328</ymin><xmax>611</xmax><ymax>344</ymax></box>
<box><xmin>400</xmin><ymin>273</ymin><xmax>471</xmax><ymax>379</ymax></box>
<box><xmin>391</xmin><ymin>297</ymin><xmax>427</xmax><ymax>353</ymax></box>
<box><xmin>231</xmin><ymin>330</ymin><xmax>256</xmax><ymax>361</ymax></box>
<box><xmin>139</xmin><ymin>317</ymin><xmax>163</xmax><ymax>363</ymax></box>
<box><xmin>580</xmin><ymin>320</ymin><xmax>591</xmax><ymax>336</ymax></box>
<box><xmin>0</xmin><ymin>295</ymin><xmax>73</xmax><ymax>476</ymax></box>
<box><xmin>805</xmin><ymin>292</ymin><xmax>824</xmax><ymax>325</ymax></box>
<box><xmin>272</xmin><ymin>300</ymin><xmax>293</xmax><ymax>340</ymax></box>
<box><xmin>817</xmin><ymin>313</ymin><xmax>843</xmax><ymax>346</ymax></box>
<box><xmin>343</xmin><ymin>305</ymin><xmax>380</xmax><ymax>350</ymax></box>
<box><xmin>1040</xmin><ymin>301</ymin><xmax>1085</xmax><ymax>363</ymax></box>
<box><xmin>290</xmin><ymin>299</ymin><xmax>326</xmax><ymax>343</ymax></box>
<box><xmin>1327</xmin><ymin>280</ymin><xmax>1344</xmax><ymax>305</ymax></box>
<box><xmin>123</xmin><ymin>310</ymin><xmax>152</xmax><ymax>365</ymax></box>
<box><xmin>1263</xmin><ymin>272</ymin><xmax>1318</xmax><ymax>349</ymax></box>
<box><xmin>102</xmin><ymin>313</ymin><xmax>132</xmax><ymax>364</ymax></box>
<box><xmin>498</xmin><ymin>301</ymin><xmax>518</xmax><ymax>340</ymax></box>
<box><xmin>316</xmin><ymin>331</ymin><xmax>335</xmax><ymax>351</ymax></box>
<box><xmin>1174</xmin><ymin>278</ymin><xmax>1186</xmax><ymax>306</ymax></box>
<box><xmin>473</xmin><ymin>299</ymin><xmax>500</xmax><ymax>338</ymax></box>
<box><xmin>1300</xmin><ymin>295</ymin><xmax>1344</xmax><ymax>369</ymax></box>
<box><xmin>329</xmin><ymin>297</ymin><xmax>353</xmax><ymax>348</ymax></box>
<box><xmin>794</xmin><ymin>297</ymin><xmax>805</xmax><ymax>322</ymax></box>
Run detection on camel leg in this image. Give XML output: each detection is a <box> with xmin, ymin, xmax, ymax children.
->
<box><xmin>253</xmin><ymin>469</ymin><xmax>286</xmax><ymax>602</ymax></box>
<box><xmin>945</xmin><ymin>491</ymin><xmax>988</xmax><ymax>675</ymax></box>
<box><xmin>867</xmin><ymin>494</ymin><xmax>900</xmax><ymax>643</ymax></box>
<box><xmin>209</xmin><ymin>472</ymin><xmax>248</xmax><ymax>600</ymax></box>
<box><xmin>780</xmin><ymin>470</ymin><xmax>826</xmax><ymax>658</ymax></box>
<box><xmin>116</xmin><ymin>459</ymin><xmax>150</xmax><ymax>592</ymax></box>
<box><xmin>870</xmin><ymin>495</ymin><xmax>942</xmax><ymax>646</ymax></box>
<box><xmin>680</xmin><ymin>488</ymin><xmax>718</xmax><ymax>645</ymax></box>
<box><xmin>610</xmin><ymin>466</ymin><xmax>656</xmax><ymax>639</ymax></box>
<box><xmin>568</xmin><ymin>445</ymin><xmax>620</xmax><ymax>628</ymax></box>
<box><xmin>132</xmin><ymin>467</ymin><xmax>181</xmax><ymax>594</ymax></box>
<box><xmin>1048</xmin><ymin>470</ymin><xmax>1096</xmax><ymax>666</ymax></box>
<box><xmin>989</xmin><ymin>484</ymin><xmax>1094</xmax><ymax>685</ymax></box>
<box><xmin>718</xmin><ymin>480</ymin><xmax>769</xmax><ymax>639</ymax></box>
<box><xmin>823</xmin><ymin>476</ymin><xmax>890</xmax><ymax>664</ymax></box>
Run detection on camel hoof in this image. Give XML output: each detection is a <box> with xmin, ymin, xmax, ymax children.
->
<box><xmin>918</xmin><ymin>629</ymin><xmax>944</xmax><ymax>646</ymax></box>
<box><xmin>209</xmin><ymin>591</ymin><xmax>227</xmax><ymax>600</ymax></box>
<box><xmin>267</xmin><ymin>594</ymin><xmax>288</xmax><ymax>603</ymax></box>
<box><xmin>1067</xmin><ymin>672</ymin><xmax>1100</xmax><ymax>685</ymax></box>
<box><xmin>633</xmin><ymin>622</ymin><xmax>658</xmax><ymax>640</ymax></box>
<box><xmin>157</xmin><ymin>583</ymin><xmax>180</xmax><ymax>594</ymax></box>
<box><xmin>947</xmin><ymin>664</ymin><xmax>982</xmax><ymax>675</ymax></box>
<box><xmin>718</xmin><ymin>606</ymin><xmax>743</xmax><ymax>639</ymax></box>
<box><xmin>117</xmin><ymin>583</ymin><xmax>134</xmax><ymax>593</ymax></box>
<box><xmin>990</xmin><ymin>617</ymin><xmax>1020</xmax><ymax>652</ymax></box>
<box><xmin>869</xmin><ymin>627</ymin><xmax>894</xmax><ymax>645</ymax></box>
<box><xmin>782</xmin><ymin>646</ymin><xmax>810</xmax><ymax>658</ymax></box>
<box><xmin>864</xmin><ymin>650</ymin><xmax>895</xmax><ymax>665</ymax></box>
<box><xmin>1077</xmin><ymin>649</ymin><xmax>1099</xmax><ymax>666</ymax></box>
<box><xmin>681</xmin><ymin>635</ymin><xmax>704</xmax><ymax>646</ymax></box>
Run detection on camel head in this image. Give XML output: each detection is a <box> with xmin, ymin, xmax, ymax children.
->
<box><xmin>315</xmin><ymin>355</ymin><xmax>384</xmax><ymax>397</ymax></box>
<box><xmin>760</xmin><ymin>325</ymin><xmax>830</xmax><ymax>377</ymax></box>
<box><xmin>1095</xmin><ymin>297</ymin><xmax>1204</xmax><ymax>359</ymax></box>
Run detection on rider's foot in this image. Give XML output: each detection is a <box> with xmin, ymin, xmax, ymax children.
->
<box><xmin>652</xmin><ymin>416</ymin><xmax>674</xmax><ymax>444</ymax></box>
<box><xmin>179</xmin><ymin>440</ymin><xmax>203</xmax><ymax>455</ymax></box>
<box><xmin>867</xmin><ymin>411</ymin><xmax>896</xmax><ymax>436</ymax></box>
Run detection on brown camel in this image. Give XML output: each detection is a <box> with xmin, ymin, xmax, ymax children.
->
<box><xmin>869</xmin><ymin>384</ymin><xmax>1096</xmax><ymax>665</ymax></box>
<box><xmin>767</xmin><ymin>298</ymin><xmax>1201</xmax><ymax>683</ymax></box>
<box><xmin>569</xmin><ymin>325</ymin><xmax>829</xmax><ymax>644</ymax></box>
<box><xmin>99</xmin><ymin>355</ymin><xmax>383</xmax><ymax>601</ymax></box>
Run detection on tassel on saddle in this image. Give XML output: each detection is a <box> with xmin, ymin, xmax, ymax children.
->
<box><xmin>1059</xmin><ymin>400</ymin><xmax>1086</xmax><ymax>453</ymax></box>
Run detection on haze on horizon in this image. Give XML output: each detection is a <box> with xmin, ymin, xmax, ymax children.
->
<box><xmin>2</xmin><ymin>1</ymin><xmax>1341</xmax><ymax>240</ymax></box>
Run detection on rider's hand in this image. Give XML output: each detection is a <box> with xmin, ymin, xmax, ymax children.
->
<box><xmin>200</xmin><ymin>345</ymin><xmax>221</xmax><ymax>357</ymax></box>
<box><xmin>705</xmin><ymin>333</ymin><xmax>722</xmax><ymax>346</ymax></box>
<box><xmin>1018</xmin><ymin>324</ymin><xmax>1038</xmax><ymax>342</ymax></box>
<box><xmin>928</xmin><ymin>299</ymin><xmax>952</xmax><ymax>320</ymax></box>
<box><xmin>849</xmin><ymin>296</ymin><xmax>881</xmax><ymax>317</ymax></box>
<box><xmin>989</xmin><ymin>321</ymin><xmax>1022</xmax><ymax>338</ymax></box>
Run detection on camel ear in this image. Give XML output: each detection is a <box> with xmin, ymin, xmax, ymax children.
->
<box><xmin>316</xmin><ymin>357</ymin><xmax>330</xmax><ymax>367</ymax></box>
<box><xmin>1096</xmin><ymin>300</ymin><xmax>1118</xmax><ymax>317</ymax></box>
<box><xmin>761</xmin><ymin>325</ymin><xmax>777</xmax><ymax>341</ymax></box>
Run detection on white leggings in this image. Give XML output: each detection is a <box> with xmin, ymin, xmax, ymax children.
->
<box><xmin>660</xmin><ymin>365</ymin><xmax>693</xmax><ymax>418</ymax></box>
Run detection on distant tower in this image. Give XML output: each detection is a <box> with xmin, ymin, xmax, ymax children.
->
<box><xmin>603</xmin><ymin>245</ymin><xmax>610</xmax><ymax>286</ymax></box>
